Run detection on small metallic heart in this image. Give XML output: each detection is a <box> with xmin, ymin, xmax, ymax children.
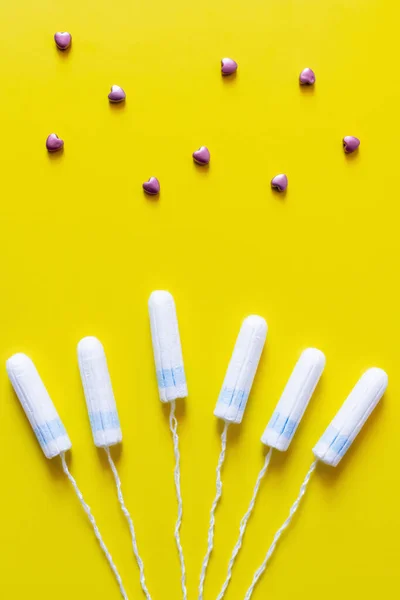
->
<box><xmin>46</xmin><ymin>133</ymin><xmax>64</xmax><ymax>152</ymax></box>
<box><xmin>108</xmin><ymin>85</ymin><xmax>126</xmax><ymax>103</ymax></box>
<box><xmin>271</xmin><ymin>174</ymin><xmax>288</xmax><ymax>192</ymax></box>
<box><xmin>192</xmin><ymin>146</ymin><xmax>210</xmax><ymax>165</ymax></box>
<box><xmin>54</xmin><ymin>32</ymin><xmax>72</xmax><ymax>50</ymax></box>
<box><xmin>299</xmin><ymin>68</ymin><xmax>315</xmax><ymax>85</ymax></box>
<box><xmin>143</xmin><ymin>177</ymin><xmax>160</xmax><ymax>195</ymax></box>
<box><xmin>343</xmin><ymin>136</ymin><xmax>360</xmax><ymax>154</ymax></box>
<box><xmin>221</xmin><ymin>58</ymin><xmax>238</xmax><ymax>75</ymax></box>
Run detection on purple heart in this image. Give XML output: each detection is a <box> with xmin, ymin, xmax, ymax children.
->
<box><xmin>192</xmin><ymin>146</ymin><xmax>210</xmax><ymax>165</ymax></box>
<box><xmin>46</xmin><ymin>133</ymin><xmax>64</xmax><ymax>152</ymax></box>
<box><xmin>108</xmin><ymin>85</ymin><xmax>126</xmax><ymax>103</ymax></box>
<box><xmin>143</xmin><ymin>177</ymin><xmax>160</xmax><ymax>195</ymax></box>
<box><xmin>221</xmin><ymin>58</ymin><xmax>238</xmax><ymax>76</ymax></box>
<box><xmin>54</xmin><ymin>32</ymin><xmax>72</xmax><ymax>50</ymax></box>
<box><xmin>299</xmin><ymin>68</ymin><xmax>315</xmax><ymax>85</ymax></box>
<box><xmin>343</xmin><ymin>136</ymin><xmax>360</xmax><ymax>154</ymax></box>
<box><xmin>271</xmin><ymin>174</ymin><xmax>288</xmax><ymax>192</ymax></box>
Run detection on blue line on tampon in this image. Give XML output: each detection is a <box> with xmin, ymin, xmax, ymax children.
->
<box><xmin>319</xmin><ymin>425</ymin><xmax>350</xmax><ymax>456</ymax></box>
<box><xmin>267</xmin><ymin>411</ymin><xmax>298</xmax><ymax>439</ymax></box>
<box><xmin>34</xmin><ymin>419</ymin><xmax>67</xmax><ymax>449</ymax></box>
<box><xmin>89</xmin><ymin>411</ymin><xmax>120</xmax><ymax>432</ymax></box>
<box><xmin>217</xmin><ymin>387</ymin><xmax>248</xmax><ymax>410</ymax></box>
<box><xmin>157</xmin><ymin>366</ymin><xmax>186</xmax><ymax>389</ymax></box>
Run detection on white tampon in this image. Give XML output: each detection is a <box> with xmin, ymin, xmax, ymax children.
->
<box><xmin>313</xmin><ymin>367</ymin><xmax>387</xmax><ymax>466</ymax></box>
<box><xmin>78</xmin><ymin>336</ymin><xmax>152</xmax><ymax>600</ymax></box>
<box><xmin>148</xmin><ymin>290</ymin><xmax>187</xmax><ymax>600</ymax></box>
<box><xmin>262</xmin><ymin>348</ymin><xmax>326</xmax><ymax>451</ymax></box>
<box><xmin>6</xmin><ymin>352</ymin><xmax>128</xmax><ymax>600</ymax></box>
<box><xmin>6</xmin><ymin>353</ymin><xmax>71</xmax><ymax>459</ymax></box>
<box><xmin>216</xmin><ymin>347</ymin><xmax>325</xmax><ymax>600</ymax></box>
<box><xmin>214</xmin><ymin>315</ymin><xmax>268</xmax><ymax>424</ymax></box>
<box><xmin>78</xmin><ymin>337</ymin><xmax>122</xmax><ymax>448</ymax></box>
<box><xmin>198</xmin><ymin>315</ymin><xmax>267</xmax><ymax>600</ymax></box>
<box><xmin>149</xmin><ymin>290</ymin><xmax>188</xmax><ymax>403</ymax></box>
<box><xmin>243</xmin><ymin>367</ymin><xmax>388</xmax><ymax>600</ymax></box>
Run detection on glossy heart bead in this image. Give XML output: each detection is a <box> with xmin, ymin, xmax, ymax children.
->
<box><xmin>271</xmin><ymin>174</ymin><xmax>288</xmax><ymax>192</ymax></box>
<box><xmin>54</xmin><ymin>32</ymin><xmax>72</xmax><ymax>50</ymax></box>
<box><xmin>46</xmin><ymin>133</ymin><xmax>64</xmax><ymax>152</ymax></box>
<box><xmin>343</xmin><ymin>136</ymin><xmax>360</xmax><ymax>153</ymax></box>
<box><xmin>192</xmin><ymin>146</ymin><xmax>210</xmax><ymax>165</ymax></box>
<box><xmin>299</xmin><ymin>68</ymin><xmax>315</xmax><ymax>85</ymax></box>
<box><xmin>143</xmin><ymin>177</ymin><xmax>160</xmax><ymax>195</ymax></box>
<box><xmin>221</xmin><ymin>58</ymin><xmax>238</xmax><ymax>75</ymax></box>
<box><xmin>108</xmin><ymin>85</ymin><xmax>126</xmax><ymax>103</ymax></box>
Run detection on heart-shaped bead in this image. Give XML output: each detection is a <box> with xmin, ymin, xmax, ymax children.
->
<box><xmin>271</xmin><ymin>174</ymin><xmax>288</xmax><ymax>192</ymax></box>
<box><xmin>108</xmin><ymin>85</ymin><xmax>126</xmax><ymax>103</ymax></box>
<box><xmin>193</xmin><ymin>146</ymin><xmax>210</xmax><ymax>165</ymax></box>
<box><xmin>221</xmin><ymin>58</ymin><xmax>238</xmax><ymax>76</ymax></box>
<box><xmin>299</xmin><ymin>68</ymin><xmax>315</xmax><ymax>85</ymax></box>
<box><xmin>54</xmin><ymin>32</ymin><xmax>72</xmax><ymax>50</ymax></box>
<box><xmin>143</xmin><ymin>177</ymin><xmax>160</xmax><ymax>195</ymax></box>
<box><xmin>343</xmin><ymin>136</ymin><xmax>360</xmax><ymax>153</ymax></box>
<box><xmin>46</xmin><ymin>133</ymin><xmax>64</xmax><ymax>152</ymax></box>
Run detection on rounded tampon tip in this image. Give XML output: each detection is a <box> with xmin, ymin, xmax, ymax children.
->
<box><xmin>149</xmin><ymin>290</ymin><xmax>173</xmax><ymax>306</ymax></box>
<box><xmin>6</xmin><ymin>352</ymin><xmax>33</xmax><ymax>374</ymax></box>
<box><xmin>302</xmin><ymin>347</ymin><xmax>326</xmax><ymax>369</ymax></box>
<box><xmin>77</xmin><ymin>336</ymin><xmax>105</xmax><ymax>359</ymax></box>
<box><xmin>243</xmin><ymin>314</ymin><xmax>268</xmax><ymax>337</ymax></box>
<box><xmin>363</xmin><ymin>367</ymin><xmax>388</xmax><ymax>390</ymax></box>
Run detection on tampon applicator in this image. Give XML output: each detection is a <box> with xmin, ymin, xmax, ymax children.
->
<box><xmin>198</xmin><ymin>315</ymin><xmax>267</xmax><ymax>600</ymax></box>
<box><xmin>78</xmin><ymin>336</ymin><xmax>152</xmax><ymax>599</ymax></box>
<box><xmin>149</xmin><ymin>290</ymin><xmax>188</xmax><ymax>600</ymax></box>
<box><xmin>216</xmin><ymin>348</ymin><xmax>325</xmax><ymax>600</ymax></box>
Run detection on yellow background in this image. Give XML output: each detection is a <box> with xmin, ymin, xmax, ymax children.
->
<box><xmin>0</xmin><ymin>0</ymin><xmax>398</xmax><ymax>598</ymax></box>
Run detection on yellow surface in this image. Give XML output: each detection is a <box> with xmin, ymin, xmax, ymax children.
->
<box><xmin>0</xmin><ymin>0</ymin><xmax>398</xmax><ymax>598</ymax></box>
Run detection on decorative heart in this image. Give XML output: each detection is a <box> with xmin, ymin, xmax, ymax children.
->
<box><xmin>299</xmin><ymin>68</ymin><xmax>315</xmax><ymax>85</ymax></box>
<box><xmin>343</xmin><ymin>136</ymin><xmax>360</xmax><ymax>154</ymax></box>
<box><xmin>143</xmin><ymin>177</ymin><xmax>160</xmax><ymax>195</ymax></box>
<box><xmin>46</xmin><ymin>133</ymin><xmax>64</xmax><ymax>152</ymax></box>
<box><xmin>54</xmin><ymin>32</ymin><xmax>72</xmax><ymax>50</ymax></box>
<box><xmin>271</xmin><ymin>174</ymin><xmax>288</xmax><ymax>192</ymax></box>
<box><xmin>108</xmin><ymin>85</ymin><xmax>126</xmax><ymax>103</ymax></box>
<box><xmin>221</xmin><ymin>58</ymin><xmax>238</xmax><ymax>76</ymax></box>
<box><xmin>192</xmin><ymin>146</ymin><xmax>210</xmax><ymax>165</ymax></box>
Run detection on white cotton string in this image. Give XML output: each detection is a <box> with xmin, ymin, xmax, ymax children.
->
<box><xmin>169</xmin><ymin>400</ymin><xmax>187</xmax><ymax>600</ymax></box>
<box><xmin>60</xmin><ymin>452</ymin><xmax>129</xmax><ymax>600</ymax></box>
<box><xmin>198</xmin><ymin>421</ymin><xmax>229</xmax><ymax>600</ymax></box>
<box><xmin>104</xmin><ymin>447</ymin><xmax>152</xmax><ymax>600</ymax></box>
<box><xmin>216</xmin><ymin>447</ymin><xmax>273</xmax><ymax>600</ymax></box>
<box><xmin>243</xmin><ymin>459</ymin><xmax>318</xmax><ymax>600</ymax></box>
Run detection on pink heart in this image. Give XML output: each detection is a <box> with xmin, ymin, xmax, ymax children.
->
<box><xmin>221</xmin><ymin>58</ymin><xmax>238</xmax><ymax>75</ymax></box>
<box><xmin>54</xmin><ymin>32</ymin><xmax>72</xmax><ymax>50</ymax></box>
<box><xmin>143</xmin><ymin>177</ymin><xmax>160</xmax><ymax>195</ymax></box>
<box><xmin>108</xmin><ymin>85</ymin><xmax>126</xmax><ymax>103</ymax></box>
<box><xmin>192</xmin><ymin>146</ymin><xmax>210</xmax><ymax>165</ymax></box>
<box><xmin>271</xmin><ymin>174</ymin><xmax>288</xmax><ymax>192</ymax></box>
<box><xmin>46</xmin><ymin>133</ymin><xmax>64</xmax><ymax>152</ymax></box>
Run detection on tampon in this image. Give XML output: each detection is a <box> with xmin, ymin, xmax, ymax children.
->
<box><xmin>149</xmin><ymin>290</ymin><xmax>188</xmax><ymax>402</ymax></box>
<box><xmin>7</xmin><ymin>352</ymin><xmax>128</xmax><ymax>599</ymax></box>
<box><xmin>6</xmin><ymin>353</ymin><xmax>71</xmax><ymax>459</ymax></box>
<box><xmin>148</xmin><ymin>290</ymin><xmax>187</xmax><ymax>600</ymax></box>
<box><xmin>262</xmin><ymin>348</ymin><xmax>325</xmax><ymax>451</ymax></box>
<box><xmin>199</xmin><ymin>315</ymin><xmax>267</xmax><ymax>600</ymax></box>
<box><xmin>77</xmin><ymin>336</ymin><xmax>122</xmax><ymax>448</ymax></box>
<box><xmin>216</xmin><ymin>348</ymin><xmax>324</xmax><ymax>600</ymax></box>
<box><xmin>78</xmin><ymin>336</ymin><xmax>152</xmax><ymax>600</ymax></box>
<box><xmin>243</xmin><ymin>367</ymin><xmax>388</xmax><ymax>600</ymax></box>
<box><xmin>313</xmin><ymin>367</ymin><xmax>387</xmax><ymax>466</ymax></box>
<box><xmin>214</xmin><ymin>315</ymin><xmax>268</xmax><ymax>424</ymax></box>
